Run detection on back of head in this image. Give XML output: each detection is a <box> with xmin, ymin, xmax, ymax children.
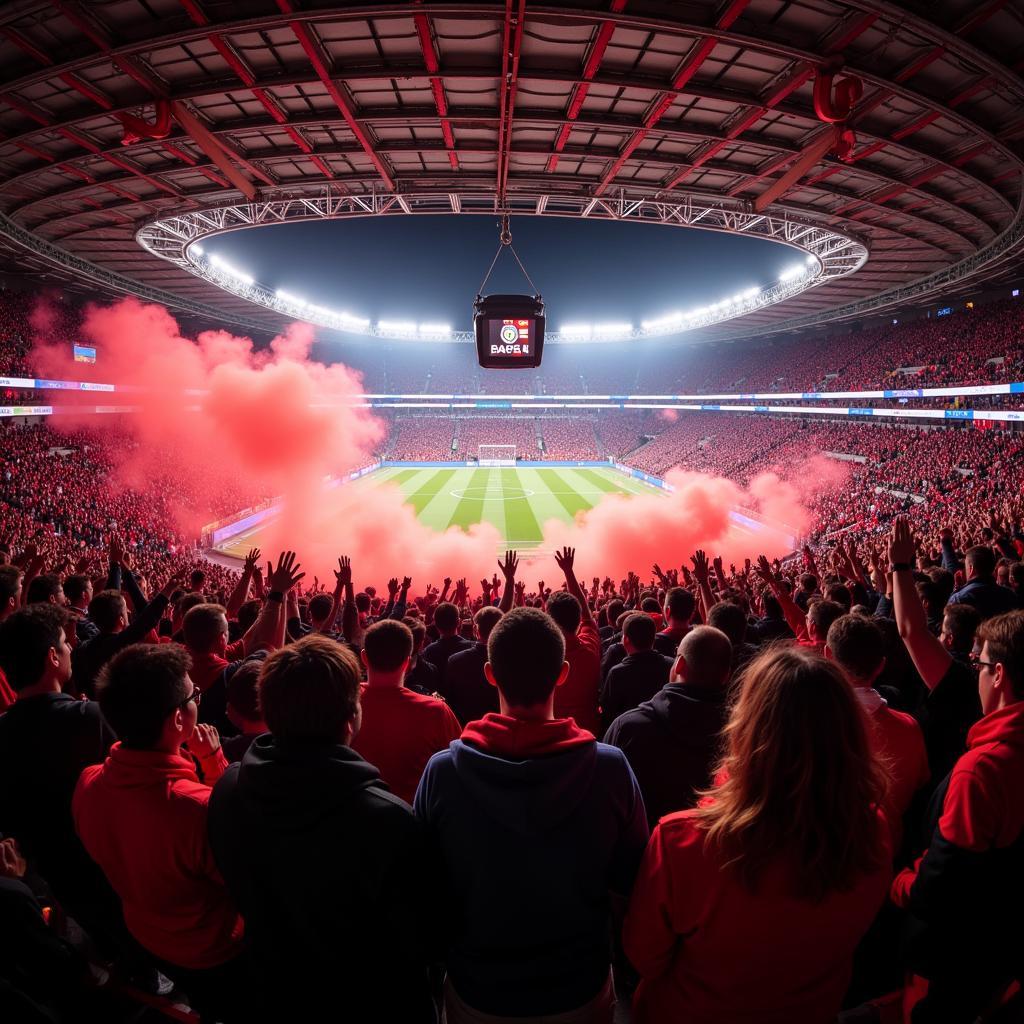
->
<box><xmin>1010</xmin><ymin>563</ymin><xmax>1024</xmax><ymax>589</ymax></box>
<box><xmin>182</xmin><ymin>603</ymin><xmax>228</xmax><ymax>654</ymax></box>
<box><xmin>487</xmin><ymin>607</ymin><xmax>565</xmax><ymax>708</ymax></box>
<box><xmin>474</xmin><ymin>605</ymin><xmax>503</xmax><ymax>643</ymax></box>
<box><xmin>433</xmin><ymin>601</ymin><xmax>460</xmax><ymax>634</ymax></box>
<box><xmin>355</xmin><ymin>592</ymin><xmax>372</xmax><ymax>615</ymax></box>
<box><xmin>26</xmin><ymin>573</ymin><xmax>63</xmax><ymax>606</ymax></box>
<box><xmin>237</xmin><ymin>598</ymin><xmax>261</xmax><ymax>633</ymax></box>
<box><xmin>707</xmin><ymin>602</ymin><xmax>747</xmax><ymax>646</ymax></box>
<box><xmin>698</xmin><ymin>646</ymin><xmax>886</xmax><ymax>900</ymax></box>
<box><xmin>622</xmin><ymin>612</ymin><xmax>656</xmax><ymax>652</ymax></box>
<box><xmin>177</xmin><ymin>591</ymin><xmax>207</xmax><ymax>621</ymax></box>
<box><xmin>824</xmin><ymin>583</ymin><xmax>852</xmax><ymax>611</ymax></box>
<box><xmin>976</xmin><ymin>610</ymin><xmax>1024</xmax><ymax>700</ymax></box>
<box><xmin>402</xmin><ymin>615</ymin><xmax>427</xmax><ymax>654</ymax></box>
<box><xmin>309</xmin><ymin>594</ymin><xmax>334</xmax><ymax>625</ymax></box>
<box><xmin>676</xmin><ymin>625</ymin><xmax>732</xmax><ymax>688</ymax></box>
<box><xmin>826</xmin><ymin>614</ymin><xmax>884</xmax><ymax>683</ymax></box>
<box><xmin>762</xmin><ymin>591</ymin><xmax>783</xmax><ymax>620</ymax></box>
<box><xmin>0</xmin><ymin>604</ymin><xmax>70</xmax><ymax>691</ymax></box>
<box><xmin>664</xmin><ymin>586</ymin><xmax>695</xmax><ymax>625</ymax></box>
<box><xmin>605</xmin><ymin>598</ymin><xmax>625</xmax><ymax>628</ymax></box>
<box><xmin>966</xmin><ymin>545</ymin><xmax>996</xmax><ymax>580</ymax></box>
<box><xmin>226</xmin><ymin>660</ymin><xmax>263</xmax><ymax>723</ymax></box>
<box><xmin>807</xmin><ymin>599</ymin><xmax>845</xmax><ymax>641</ymax></box>
<box><xmin>926</xmin><ymin>566</ymin><xmax>956</xmax><ymax>605</ymax></box>
<box><xmin>363</xmin><ymin>618</ymin><xmax>413</xmax><ymax>673</ymax></box>
<box><xmin>799</xmin><ymin>573</ymin><xmax>818</xmax><ymax>594</ymax></box>
<box><xmin>97</xmin><ymin>643</ymin><xmax>191</xmax><ymax>748</ymax></box>
<box><xmin>88</xmin><ymin>590</ymin><xmax>127</xmax><ymax>634</ymax></box>
<box><xmin>546</xmin><ymin>591</ymin><xmax>582</xmax><ymax>635</ymax></box>
<box><xmin>640</xmin><ymin>596</ymin><xmax>661</xmax><ymax>615</ymax></box>
<box><xmin>63</xmin><ymin>574</ymin><xmax>91</xmax><ymax>606</ymax></box>
<box><xmin>0</xmin><ymin>565</ymin><xmax>22</xmax><ymax>614</ymax></box>
<box><xmin>942</xmin><ymin>602</ymin><xmax>981</xmax><ymax>655</ymax></box>
<box><xmin>259</xmin><ymin>634</ymin><xmax>361</xmax><ymax>743</ymax></box>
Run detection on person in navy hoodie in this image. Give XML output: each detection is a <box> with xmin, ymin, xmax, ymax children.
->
<box><xmin>415</xmin><ymin>601</ymin><xmax>649</xmax><ymax>1023</ymax></box>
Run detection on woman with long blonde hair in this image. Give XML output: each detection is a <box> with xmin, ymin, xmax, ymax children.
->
<box><xmin>623</xmin><ymin>645</ymin><xmax>891</xmax><ymax>1024</ymax></box>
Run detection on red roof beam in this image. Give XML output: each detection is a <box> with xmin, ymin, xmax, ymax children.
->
<box><xmin>275</xmin><ymin>0</ymin><xmax>394</xmax><ymax>191</ymax></box>
<box><xmin>414</xmin><ymin>9</ymin><xmax>458</xmax><ymax>170</ymax></box>
<box><xmin>495</xmin><ymin>0</ymin><xmax>526</xmax><ymax>204</ymax></box>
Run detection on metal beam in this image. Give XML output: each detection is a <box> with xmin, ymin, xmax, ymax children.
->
<box><xmin>414</xmin><ymin>3</ymin><xmax>458</xmax><ymax>170</ymax></box>
<box><xmin>495</xmin><ymin>0</ymin><xmax>526</xmax><ymax>206</ymax></box>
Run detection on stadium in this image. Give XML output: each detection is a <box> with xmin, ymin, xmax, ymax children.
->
<box><xmin>0</xmin><ymin>1</ymin><xmax>1023</xmax><ymax>1022</ymax></box>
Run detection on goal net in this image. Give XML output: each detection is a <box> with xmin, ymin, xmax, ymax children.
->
<box><xmin>478</xmin><ymin>444</ymin><xmax>517</xmax><ymax>467</ymax></box>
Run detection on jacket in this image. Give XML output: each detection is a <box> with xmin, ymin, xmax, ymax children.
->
<box><xmin>72</xmin><ymin>743</ymin><xmax>241</xmax><ymax>970</ymax></box>
<box><xmin>624</xmin><ymin>808</ymin><xmax>891</xmax><ymax>1024</ymax></box>
<box><xmin>414</xmin><ymin>713</ymin><xmax>648</xmax><ymax>1016</ymax></box>
<box><xmin>603</xmin><ymin>683</ymin><xmax>729</xmax><ymax>828</ymax></box>
<box><xmin>600</xmin><ymin>650</ymin><xmax>673</xmax><ymax>733</ymax></box>
<box><xmin>209</xmin><ymin>738</ymin><xmax>437</xmax><ymax>1021</ymax></box>
<box><xmin>946</xmin><ymin>579</ymin><xmax>1018</xmax><ymax>621</ymax></box>
<box><xmin>439</xmin><ymin>642</ymin><xmax>499</xmax><ymax>725</ymax></box>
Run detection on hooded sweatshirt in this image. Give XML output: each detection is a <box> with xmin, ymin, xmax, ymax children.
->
<box><xmin>414</xmin><ymin>712</ymin><xmax>649</xmax><ymax>1017</ymax></box>
<box><xmin>208</xmin><ymin>737</ymin><xmax>437</xmax><ymax>1022</ymax></box>
<box><xmin>72</xmin><ymin>743</ymin><xmax>242</xmax><ymax>970</ymax></box>
<box><xmin>603</xmin><ymin>683</ymin><xmax>729</xmax><ymax>828</ymax></box>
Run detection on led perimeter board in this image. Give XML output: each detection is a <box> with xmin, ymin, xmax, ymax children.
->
<box><xmin>474</xmin><ymin>294</ymin><xmax>545</xmax><ymax>369</ymax></box>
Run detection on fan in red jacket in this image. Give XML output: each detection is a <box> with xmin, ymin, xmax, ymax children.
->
<box><xmin>891</xmin><ymin>610</ymin><xmax>1024</xmax><ymax>1023</ymax></box>
<box><xmin>624</xmin><ymin>646</ymin><xmax>891</xmax><ymax>1024</ymax></box>
<box><xmin>72</xmin><ymin>642</ymin><xmax>248</xmax><ymax>1020</ymax></box>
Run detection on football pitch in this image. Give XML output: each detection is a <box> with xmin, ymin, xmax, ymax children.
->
<box><xmin>214</xmin><ymin>464</ymin><xmax>666</xmax><ymax>557</ymax></box>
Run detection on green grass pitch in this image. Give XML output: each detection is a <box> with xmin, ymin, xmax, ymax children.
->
<box><xmin>214</xmin><ymin>465</ymin><xmax>666</xmax><ymax>557</ymax></box>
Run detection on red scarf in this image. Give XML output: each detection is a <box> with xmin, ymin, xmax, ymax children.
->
<box><xmin>462</xmin><ymin>712</ymin><xmax>594</xmax><ymax>758</ymax></box>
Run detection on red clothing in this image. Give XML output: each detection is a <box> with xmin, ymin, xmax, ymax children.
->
<box><xmin>624</xmin><ymin>809</ymin><xmax>891</xmax><ymax>1024</ymax></box>
<box><xmin>0</xmin><ymin>667</ymin><xmax>15</xmax><ymax>712</ymax></box>
<box><xmin>188</xmin><ymin>650</ymin><xmax>229</xmax><ymax>694</ymax></box>
<box><xmin>72</xmin><ymin>742</ymin><xmax>242</xmax><ymax>970</ymax></box>
<box><xmin>862</xmin><ymin>694</ymin><xmax>929</xmax><ymax>849</ymax></box>
<box><xmin>461</xmin><ymin>712</ymin><xmax>594</xmax><ymax>758</ymax></box>
<box><xmin>351</xmin><ymin>685</ymin><xmax>461</xmax><ymax>805</ymax></box>
<box><xmin>892</xmin><ymin>700</ymin><xmax>1024</xmax><ymax>907</ymax></box>
<box><xmin>554</xmin><ymin>622</ymin><xmax>601</xmax><ymax>735</ymax></box>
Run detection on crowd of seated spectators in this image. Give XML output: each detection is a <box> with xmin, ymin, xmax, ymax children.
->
<box><xmin>388</xmin><ymin>417</ymin><xmax>458</xmax><ymax>461</ymax></box>
<box><xmin>539</xmin><ymin>418</ymin><xmax>600</xmax><ymax>460</ymax></box>
<box><xmin>457</xmin><ymin>417</ymin><xmax>539</xmax><ymax>459</ymax></box>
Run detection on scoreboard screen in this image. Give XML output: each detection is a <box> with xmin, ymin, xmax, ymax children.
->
<box><xmin>474</xmin><ymin>294</ymin><xmax>545</xmax><ymax>369</ymax></box>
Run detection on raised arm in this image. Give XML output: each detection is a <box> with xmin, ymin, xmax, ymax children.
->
<box><xmin>225</xmin><ymin>548</ymin><xmax>260</xmax><ymax>619</ymax></box>
<box><xmin>335</xmin><ymin>557</ymin><xmax>358</xmax><ymax>643</ymax></box>
<box><xmin>755</xmin><ymin>556</ymin><xmax>807</xmax><ymax>639</ymax></box>
<box><xmin>690</xmin><ymin>550</ymin><xmax>718</xmax><ymax>616</ymax></box>
<box><xmin>554</xmin><ymin>547</ymin><xmax>596</xmax><ymax>629</ymax></box>
<box><xmin>890</xmin><ymin>517</ymin><xmax>952</xmax><ymax>691</ymax></box>
<box><xmin>244</xmin><ymin>552</ymin><xmax>305</xmax><ymax>654</ymax></box>
<box><xmin>498</xmin><ymin>550</ymin><xmax>518</xmax><ymax>613</ymax></box>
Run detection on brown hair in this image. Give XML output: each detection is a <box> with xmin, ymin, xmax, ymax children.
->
<box><xmin>696</xmin><ymin>646</ymin><xmax>888</xmax><ymax>901</ymax></box>
<box><xmin>182</xmin><ymin>603</ymin><xmax>228</xmax><ymax>653</ymax></box>
<box><xmin>977</xmin><ymin>610</ymin><xmax>1024</xmax><ymax>699</ymax></box>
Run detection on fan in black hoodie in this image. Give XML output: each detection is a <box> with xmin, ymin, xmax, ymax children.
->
<box><xmin>207</xmin><ymin>635</ymin><xmax>437</xmax><ymax>1023</ymax></box>
<box><xmin>604</xmin><ymin>625</ymin><xmax>733</xmax><ymax>829</ymax></box>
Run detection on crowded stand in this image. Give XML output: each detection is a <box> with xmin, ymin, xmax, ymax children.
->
<box><xmin>2</xmin><ymin>283</ymin><xmax>1024</xmax><ymax>1024</ymax></box>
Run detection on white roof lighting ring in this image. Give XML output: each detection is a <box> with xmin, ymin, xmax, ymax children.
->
<box><xmin>136</xmin><ymin>192</ymin><xmax>868</xmax><ymax>344</ymax></box>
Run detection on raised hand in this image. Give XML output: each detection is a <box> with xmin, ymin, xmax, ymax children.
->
<box><xmin>73</xmin><ymin>553</ymin><xmax>93</xmax><ymax>575</ymax></box>
<box><xmin>388</xmin><ymin>577</ymin><xmax>399</xmax><ymax>596</ymax></box>
<box><xmin>753</xmin><ymin>555</ymin><xmax>777</xmax><ymax>587</ymax></box>
<box><xmin>888</xmin><ymin>516</ymin><xmax>915</xmax><ymax>567</ymax></box>
<box><xmin>160</xmin><ymin>569</ymin><xmax>189</xmax><ymax>598</ymax></box>
<box><xmin>268</xmin><ymin>551</ymin><xmax>305</xmax><ymax>592</ymax></box>
<box><xmin>243</xmin><ymin>548</ymin><xmax>262</xmax><ymax>573</ymax></box>
<box><xmin>498</xmin><ymin>549</ymin><xmax>518</xmax><ymax>580</ymax></box>
<box><xmin>108</xmin><ymin>533</ymin><xmax>125</xmax><ymax>566</ymax></box>
<box><xmin>554</xmin><ymin>546</ymin><xmax>576</xmax><ymax>577</ymax></box>
<box><xmin>690</xmin><ymin>549</ymin><xmax>711</xmax><ymax>584</ymax></box>
<box><xmin>401</xmin><ymin>576</ymin><xmax>412</xmax><ymax>591</ymax></box>
<box><xmin>334</xmin><ymin>556</ymin><xmax>352</xmax><ymax>587</ymax></box>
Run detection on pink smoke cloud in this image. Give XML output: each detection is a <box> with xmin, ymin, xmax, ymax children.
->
<box><xmin>30</xmin><ymin>296</ymin><xmax>833</xmax><ymax>595</ymax></box>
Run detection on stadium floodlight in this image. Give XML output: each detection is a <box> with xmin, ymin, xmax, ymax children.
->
<box><xmin>338</xmin><ymin>312</ymin><xmax>370</xmax><ymax>328</ymax></box>
<box><xmin>418</xmin><ymin>323</ymin><xmax>452</xmax><ymax>336</ymax></box>
<box><xmin>742</xmin><ymin>286</ymin><xmax>760</xmax><ymax>299</ymax></box>
<box><xmin>778</xmin><ymin>264</ymin><xmax>806</xmax><ymax>283</ymax></box>
<box><xmin>276</xmin><ymin>289</ymin><xmax>306</xmax><ymax>305</ymax></box>
<box><xmin>209</xmin><ymin>254</ymin><xmax>254</xmax><ymax>285</ymax></box>
<box><xmin>191</xmin><ymin>242</ymin><xmax>204</xmax><ymax>256</ymax></box>
<box><xmin>378</xmin><ymin>320</ymin><xmax>418</xmax><ymax>335</ymax></box>
<box><xmin>641</xmin><ymin>311</ymin><xmax>683</xmax><ymax>330</ymax></box>
<box><xmin>560</xmin><ymin>323</ymin><xmax>593</xmax><ymax>339</ymax></box>
<box><xmin>806</xmin><ymin>254</ymin><xmax>817</xmax><ymax>266</ymax></box>
<box><xmin>593</xmin><ymin>322</ymin><xmax>632</xmax><ymax>336</ymax></box>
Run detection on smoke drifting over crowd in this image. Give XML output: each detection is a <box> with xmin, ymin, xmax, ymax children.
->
<box><xmin>31</xmin><ymin>298</ymin><xmax>836</xmax><ymax>591</ymax></box>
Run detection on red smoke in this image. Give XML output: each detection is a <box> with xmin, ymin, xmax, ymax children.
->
<box><xmin>32</xmin><ymin>297</ymin><xmax>832</xmax><ymax>594</ymax></box>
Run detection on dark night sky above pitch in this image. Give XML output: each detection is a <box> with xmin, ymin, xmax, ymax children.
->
<box><xmin>205</xmin><ymin>214</ymin><xmax>793</xmax><ymax>327</ymax></box>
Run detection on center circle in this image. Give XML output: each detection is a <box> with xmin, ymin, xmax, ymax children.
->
<box><xmin>450</xmin><ymin>486</ymin><xmax>535</xmax><ymax>501</ymax></box>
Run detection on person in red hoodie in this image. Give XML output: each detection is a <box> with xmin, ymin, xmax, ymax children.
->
<box><xmin>891</xmin><ymin>608</ymin><xmax>1024</xmax><ymax>1023</ymax></box>
<box><xmin>623</xmin><ymin>646</ymin><xmax>891</xmax><ymax>1024</ymax></box>
<box><xmin>72</xmin><ymin>642</ymin><xmax>248</xmax><ymax>1020</ymax></box>
<box><xmin>546</xmin><ymin>547</ymin><xmax>602</xmax><ymax>735</ymax></box>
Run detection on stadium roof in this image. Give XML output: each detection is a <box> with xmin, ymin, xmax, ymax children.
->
<box><xmin>0</xmin><ymin>0</ymin><xmax>1021</xmax><ymax>341</ymax></box>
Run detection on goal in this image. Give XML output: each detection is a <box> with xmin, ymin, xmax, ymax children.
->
<box><xmin>478</xmin><ymin>444</ymin><xmax>517</xmax><ymax>467</ymax></box>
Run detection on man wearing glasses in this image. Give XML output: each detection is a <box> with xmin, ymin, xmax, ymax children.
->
<box><xmin>888</xmin><ymin>518</ymin><xmax>1024</xmax><ymax>1022</ymax></box>
<box><xmin>73</xmin><ymin>642</ymin><xmax>250</xmax><ymax>1021</ymax></box>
